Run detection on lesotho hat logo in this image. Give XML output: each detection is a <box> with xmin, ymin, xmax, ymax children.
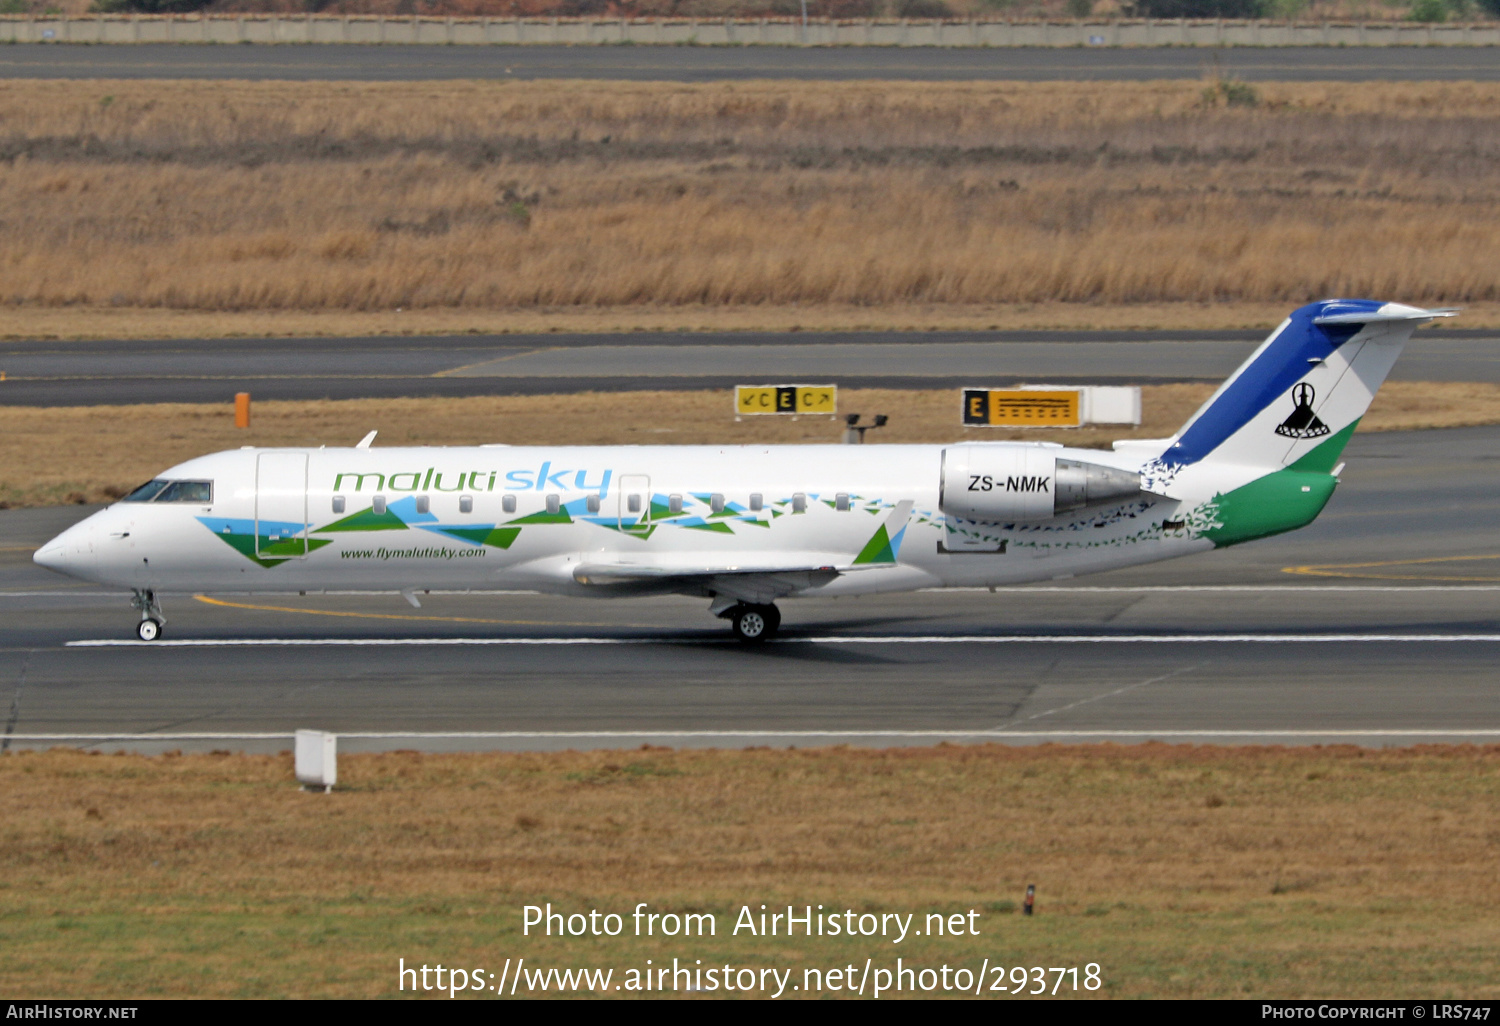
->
<box><xmin>1274</xmin><ymin>382</ymin><xmax>1331</xmax><ymax>439</ymax></box>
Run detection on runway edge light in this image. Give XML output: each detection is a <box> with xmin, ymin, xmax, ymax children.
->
<box><xmin>295</xmin><ymin>729</ymin><xmax>337</xmax><ymax>793</ymax></box>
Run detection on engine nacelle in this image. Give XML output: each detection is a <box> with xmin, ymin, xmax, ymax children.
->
<box><xmin>940</xmin><ymin>445</ymin><xmax>1143</xmax><ymax>522</ymax></box>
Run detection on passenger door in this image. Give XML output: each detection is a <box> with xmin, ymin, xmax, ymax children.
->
<box><xmin>256</xmin><ymin>452</ymin><xmax>309</xmax><ymax>558</ymax></box>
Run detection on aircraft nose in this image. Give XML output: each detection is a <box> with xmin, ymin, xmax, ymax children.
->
<box><xmin>33</xmin><ymin>542</ymin><xmax>68</xmax><ymax>571</ymax></box>
<box><xmin>33</xmin><ymin>518</ymin><xmax>97</xmax><ymax>580</ymax></box>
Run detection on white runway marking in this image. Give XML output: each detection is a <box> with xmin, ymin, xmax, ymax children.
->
<box><xmin>64</xmin><ymin>632</ymin><xmax>1500</xmax><ymax>648</ymax></box>
<box><xmin>12</xmin><ymin>585</ymin><xmax>1500</xmax><ymax>600</ymax></box>
<box><xmin>941</xmin><ymin>585</ymin><xmax>1500</xmax><ymax>593</ymax></box>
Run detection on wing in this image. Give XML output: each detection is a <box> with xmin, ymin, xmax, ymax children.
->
<box><xmin>572</xmin><ymin>500</ymin><xmax>915</xmax><ymax>605</ymax></box>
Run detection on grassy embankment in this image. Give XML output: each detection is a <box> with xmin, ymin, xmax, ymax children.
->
<box><xmin>1</xmin><ymin>745</ymin><xmax>1497</xmax><ymax>998</ymax></box>
<box><xmin>4</xmin><ymin>80</ymin><xmax>1500</xmax><ymax>338</ymax></box>
<box><xmin>3</xmin><ymin>381</ymin><xmax>1498</xmax><ymax>507</ymax></box>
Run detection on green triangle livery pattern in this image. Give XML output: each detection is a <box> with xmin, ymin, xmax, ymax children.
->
<box><xmin>1288</xmin><ymin>418</ymin><xmax>1360</xmax><ymax>474</ymax></box>
<box><xmin>683</xmin><ymin>521</ymin><xmax>735</xmax><ymax>534</ymax></box>
<box><xmin>210</xmin><ymin>532</ymin><xmax>333</xmax><ymax>568</ymax></box>
<box><xmin>854</xmin><ymin>525</ymin><xmax>897</xmax><ymax>565</ymax></box>
<box><xmin>650</xmin><ymin>503</ymin><xmax>688</xmax><ymax>521</ymax></box>
<box><xmin>316</xmin><ymin>507</ymin><xmax>408</xmax><ymax>533</ymax></box>
<box><xmin>508</xmin><ymin>509</ymin><xmax>573</xmax><ymax>526</ymax></box>
<box><xmin>428</xmin><ymin>525</ymin><xmax>522</xmax><ymax>549</ymax></box>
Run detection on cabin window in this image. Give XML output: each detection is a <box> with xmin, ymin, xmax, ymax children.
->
<box><xmin>792</xmin><ymin>493</ymin><xmax>806</xmax><ymax>513</ymax></box>
<box><xmin>668</xmin><ymin>494</ymin><xmax>683</xmax><ymax>514</ymax></box>
<box><xmin>835</xmin><ymin>492</ymin><xmax>850</xmax><ymax>511</ymax></box>
<box><xmin>546</xmin><ymin>494</ymin><xmax>560</xmax><ymax>515</ymax></box>
<box><xmin>372</xmin><ymin>495</ymin><xmax>387</xmax><ymax>515</ymax></box>
<box><xmin>502</xmin><ymin>495</ymin><xmax>517</xmax><ymax>514</ymax></box>
<box><xmin>710</xmin><ymin>493</ymin><xmax>725</xmax><ymax>514</ymax></box>
<box><xmin>459</xmin><ymin>495</ymin><xmax>473</xmax><ymax>514</ymax></box>
<box><xmin>627</xmin><ymin>493</ymin><xmax>642</xmax><ymax>513</ymax></box>
<box><xmin>749</xmin><ymin>493</ymin><xmax>763</xmax><ymax>512</ymax></box>
<box><xmin>415</xmin><ymin>495</ymin><xmax>430</xmax><ymax>515</ymax></box>
<box><xmin>122</xmin><ymin>479</ymin><xmax>213</xmax><ymax>504</ymax></box>
<box><xmin>586</xmin><ymin>495</ymin><xmax>601</xmax><ymax>513</ymax></box>
<box><xmin>331</xmin><ymin>495</ymin><xmax>346</xmax><ymax>514</ymax></box>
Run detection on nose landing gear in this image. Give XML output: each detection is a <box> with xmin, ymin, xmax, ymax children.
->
<box><xmin>131</xmin><ymin>589</ymin><xmax>165</xmax><ymax>641</ymax></box>
<box><xmin>725</xmin><ymin>603</ymin><xmax>781</xmax><ymax>643</ymax></box>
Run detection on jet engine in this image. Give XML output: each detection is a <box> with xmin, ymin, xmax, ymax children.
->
<box><xmin>940</xmin><ymin>445</ymin><xmax>1143</xmax><ymax>522</ymax></box>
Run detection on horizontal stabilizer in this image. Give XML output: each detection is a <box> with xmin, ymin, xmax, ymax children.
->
<box><xmin>1313</xmin><ymin>304</ymin><xmax>1459</xmax><ymax>326</ymax></box>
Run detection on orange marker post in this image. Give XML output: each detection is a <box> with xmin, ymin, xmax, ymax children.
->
<box><xmin>234</xmin><ymin>392</ymin><xmax>251</xmax><ymax>429</ymax></box>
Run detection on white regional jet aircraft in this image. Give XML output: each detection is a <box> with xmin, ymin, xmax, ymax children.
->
<box><xmin>35</xmin><ymin>300</ymin><xmax>1452</xmax><ymax>642</ymax></box>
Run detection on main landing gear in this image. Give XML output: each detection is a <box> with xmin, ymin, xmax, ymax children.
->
<box><xmin>724</xmin><ymin>603</ymin><xmax>781</xmax><ymax>643</ymax></box>
<box><xmin>131</xmin><ymin>589</ymin><xmax>165</xmax><ymax>641</ymax></box>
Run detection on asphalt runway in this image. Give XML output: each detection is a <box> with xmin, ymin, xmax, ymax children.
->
<box><xmin>3</xmin><ymin>329</ymin><xmax>1497</xmax><ymax>405</ymax></box>
<box><xmin>4</xmin><ymin>424</ymin><xmax>1499</xmax><ymax>752</ymax></box>
<box><xmin>4</xmin><ymin>44</ymin><xmax>1500</xmax><ymax>82</ymax></box>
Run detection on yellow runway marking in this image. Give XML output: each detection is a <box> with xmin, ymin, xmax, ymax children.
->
<box><xmin>430</xmin><ymin>346</ymin><xmax>557</xmax><ymax>377</ymax></box>
<box><xmin>193</xmin><ymin>594</ymin><xmax>616</xmax><ymax>628</ymax></box>
<box><xmin>1283</xmin><ymin>554</ymin><xmax>1500</xmax><ymax>582</ymax></box>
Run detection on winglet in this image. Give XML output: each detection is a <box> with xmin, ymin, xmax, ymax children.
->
<box><xmin>356</xmin><ymin>430</ymin><xmax>378</xmax><ymax>449</ymax></box>
<box><xmin>852</xmin><ymin>500</ymin><xmax>914</xmax><ymax>565</ymax></box>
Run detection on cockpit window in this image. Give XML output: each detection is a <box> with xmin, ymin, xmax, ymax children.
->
<box><xmin>121</xmin><ymin>479</ymin><xmax>213</xmax><ymax>504</ymax></box>
<box><xmin>156</xmin><ymin>480</ymin><xmax>213</xmax><ymax>503</ymax></box>
<box><xmin>122</xmin><ymin>480</ymin><xmax>170</xmax><ymax>502</ymax></box>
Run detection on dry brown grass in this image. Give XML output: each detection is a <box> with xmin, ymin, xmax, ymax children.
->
<box><xmin>4</xmin><ymin>80</ymin><xmax>1500</xmax><ymax>329</ymax></box>
<box><xmin>0</xmin><ymin>381</ymin><xmax>1489</xmax><ymax>508</ymax></box>
<box><xmin>4</xmin><ymin>300</ymin><xmax>1419</xmax><ymax>341</ymax></box>
<box><xmin>1</xmin><ymin>744</ymin><xmax>1497</xmax><ymax>998</ymax></box>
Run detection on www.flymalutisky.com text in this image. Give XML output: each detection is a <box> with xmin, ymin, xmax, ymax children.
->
<box><xmin>399</xmin><ymin>903</ymin><xmax>1103</xmax><ymax>998</ymax></box>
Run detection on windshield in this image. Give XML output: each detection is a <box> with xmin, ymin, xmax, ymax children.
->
<box><xmin>120</xmin><ymin>479</ymin><xmax>213</xmax><ymax>504</ymax></box>
<box><xmin>121</xmin><ymin>480</ymin><xmax>169</xmax><ymax>502</ymax></box>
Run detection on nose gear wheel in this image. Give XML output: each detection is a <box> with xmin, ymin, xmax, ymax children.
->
<box><xmin>131</xmin><ymin>589</ymin><xmax>165</xmax><ymax>641</ymax></box>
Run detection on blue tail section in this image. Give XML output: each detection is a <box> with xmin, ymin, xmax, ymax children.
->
<box><xmin>1159</xmin><ymin>299</ymin><xmax>1383</xmax><ymax>470</ymax></box>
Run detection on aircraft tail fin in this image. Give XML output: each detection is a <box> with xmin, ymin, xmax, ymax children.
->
<box><xmin>1151</xmin><ymin>300</ymin><xmax>1456</xmax><ymax>479</ymax></box>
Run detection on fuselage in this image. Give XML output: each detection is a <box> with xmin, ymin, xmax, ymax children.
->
<box><xmin>34</xmin><ymin>443</ymin><xmax>1209</xmax><ymax>599</ymax></box>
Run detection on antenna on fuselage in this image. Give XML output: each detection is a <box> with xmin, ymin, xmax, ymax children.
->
<box><xmin>356</xmin><ymin>431</ymin><xmax>378</xmax><ymax>449</ymax></box>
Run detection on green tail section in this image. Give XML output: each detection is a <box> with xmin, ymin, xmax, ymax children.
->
<box><xmin>1200</xmin><ymin>472</ymin><xmax>1339</xmax><ymax>548</ymax></box>
<box><xmin>1197</xmin><ymin>419</ymin><xmax>1357</xmax><ymax>548</ymax></box>
<box><xmin>1288</xmin><ymin>419</ymin><xmax>1359</xmax><ymax>474</ymax></box>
